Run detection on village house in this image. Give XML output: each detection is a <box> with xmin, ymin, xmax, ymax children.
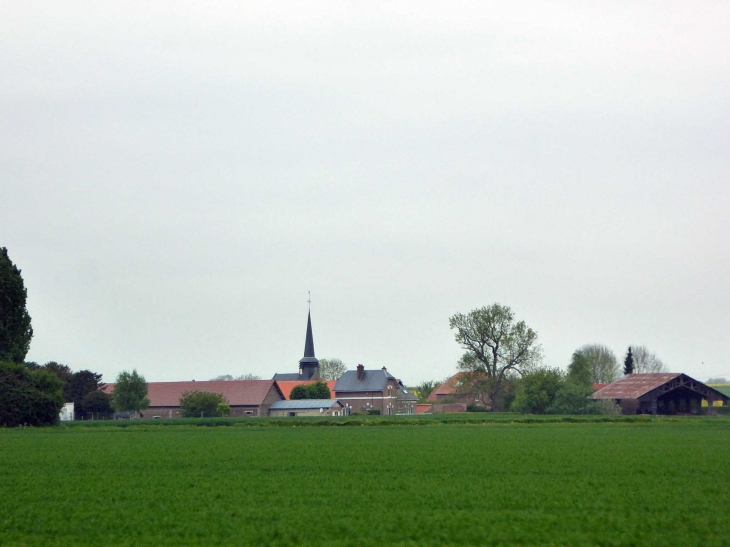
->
<box><xmin>334</xmin><ymin>365</ymin><xmax>417</xmax><ymax>415</ymax></box>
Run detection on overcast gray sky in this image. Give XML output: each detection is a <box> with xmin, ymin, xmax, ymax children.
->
<box><xmin>2</xmin><ymin>2</ymin><xmax>729</xmax><ymax>384</ymax></box>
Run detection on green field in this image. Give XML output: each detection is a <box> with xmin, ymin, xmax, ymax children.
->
<box><xmin>2</xmin><ymin>418</ymin><xmax>729</xmax><ymax>546</ymax></box>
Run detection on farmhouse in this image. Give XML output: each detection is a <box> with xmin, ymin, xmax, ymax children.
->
<box><xmin>427</xmin><ymin>372</ymin><xmax>483</xmax><ymax>405</ymax></box>
<box><xmin>334</xmin><ymin>364</ymin><xmax>417</xmax><ymax>415</ymax></box>
<box><xmin>592</xmin><ymin>373</ymin><xmax>729</xmax><ymax>415</ymax></box>
<box><xmin>269</xmin><ymin>399</ymin><xmax>345</xmax><ymax>417</ymax></box>
<box><xmin>104</xmin><ymin>380</ymin><xmax>284</xmax><ymax>418</ymax></box>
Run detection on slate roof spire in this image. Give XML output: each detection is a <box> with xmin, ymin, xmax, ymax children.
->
<box><xmin>298</xmin><ymin>302</ymin><xmax>319</xmax><ymax>378</ymax></box>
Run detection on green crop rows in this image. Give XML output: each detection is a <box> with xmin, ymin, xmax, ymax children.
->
<box><xmin>1</xmin><ymin>419</ymin><xmax>729</xmax><ymax>546</ymax></box>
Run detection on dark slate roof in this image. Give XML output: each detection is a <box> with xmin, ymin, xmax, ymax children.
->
<box><xmin>299</xmin><ymin>311</ymin><xmax>319</xmax><ymax>367</ymax></box>
<box><xmin>397</xmin><ymin>388</ymin><xmax>418</xmax><ymax>402</ymax></box>
<box><xmin>273</xmin><ymin>373</ymin><xmax>310</xmax><ymax>381</ymax></box>
<box><xmin>334</xmin><ymin>368</ymin><xmax>403</xmax><ymax>392</ymax></box>
<box><xmin>270</xmin><ymin>399</ymin><xmax>343</xmax><ymax>410</ymax></box>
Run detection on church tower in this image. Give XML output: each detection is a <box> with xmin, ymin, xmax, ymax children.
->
<box><xmin>298</xmin><ymin>311</ymin><xmax>320</xmax><ymax>379</ymax></box>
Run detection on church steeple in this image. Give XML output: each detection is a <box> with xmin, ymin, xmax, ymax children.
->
<box><xmin>298</xmin><ymin>309</ymin><xmax>319</xmax><ymax>379</ymax></box>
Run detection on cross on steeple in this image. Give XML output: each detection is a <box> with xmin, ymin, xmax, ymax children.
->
<box><xmin>307</xmin><ymin>291</ymin><xmax>311</xmax><ymax>310</ymax></box>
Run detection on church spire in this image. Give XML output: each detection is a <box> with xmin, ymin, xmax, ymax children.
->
<box><xmin>298</xmin><ymin>296</ymin><xmax>319</xmax><ymax>378</ymax></box>
<box><xmin>302</xmin><ymin>310</ymin><xmax>316</xmax><ymax>359</ymax></box>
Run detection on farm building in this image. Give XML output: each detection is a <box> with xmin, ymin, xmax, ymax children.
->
<box><xmin>334</xmin><ymin>364</ymin><xmax>418</xmax><ymax>415</ymax></box>
<box><xmin>269</xmin><ymin>399</ymin><xmax>345</xmax><ymax>417</ymax></box>
<box><xmin>427</xmin><ymin>372</ymin><xmax>485</xmax><ymax>406</ymax></box>
<box><xmin>275</xmin><ymin>380</ymin><xmax>337</xmax><ymax>400</ymax></box>
<box><xmin>104</xmin><ymin>380</ymin><xmax>285</xmax><ymax>418</ymax></box>
<box><xmin>592</xmin><ymin>373</ymin><xmax>729</xmax><ymax>415</ymax></box>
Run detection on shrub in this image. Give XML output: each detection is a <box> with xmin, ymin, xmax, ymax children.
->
<box><xmin>0</xmin><ymin>361</ymin><xmax>64</xmax><ymax>426</ymax></box>
<box><xmin>290</xmin><ymin>381</ymin><xmax>331</xmax><ymax>400</ymax></box>
<box><xmin>179</xmin><ymin>391</ymin><xmax>228</xmax><ymax>418</ymax></box>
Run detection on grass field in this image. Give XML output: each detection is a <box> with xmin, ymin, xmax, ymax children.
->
<box><xmin>2</xmin><ymin>418</ymin><xmax>729</xmax><ymax>546</ymax></box>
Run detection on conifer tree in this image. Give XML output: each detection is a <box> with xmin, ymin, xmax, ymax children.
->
<box><xmin>623</xmin><ymin>346</ymin><xmax>634</xmax><ymax>375</ymax></box>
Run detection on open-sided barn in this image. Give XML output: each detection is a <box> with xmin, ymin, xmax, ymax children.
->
<box><xmin>592</xmin><ymin>373</ymin><xmax>729</xmax><ymax>415</ymax></box>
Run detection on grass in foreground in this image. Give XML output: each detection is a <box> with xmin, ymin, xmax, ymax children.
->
<box><xmin>1</xmin><ymin>419</ymin><xmax>729</xmax><ymax>546</ymax></box>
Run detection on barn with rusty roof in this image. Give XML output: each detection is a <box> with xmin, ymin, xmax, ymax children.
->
<box><xmin>592</xmin><ymin>373</ymin><xmax>729</xmax><ymax>415</ymax></box>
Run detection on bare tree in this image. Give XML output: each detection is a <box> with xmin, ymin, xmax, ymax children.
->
<box><xmin>707</xmin><ymin>377</ymin><xmax>728</xmax><ymax>384</ymax></box>
<box><xmin>450</xmin><ymin>303</ymin><xmax>542</xmax><ymax>411</ymax></box>
<box><xmin>210</xmin><ymin>373</ymin><xmax>261</xmax><ymax>381</ymax></box>
<box><xmin>575</xmin><ymin>344</ymin><xmax>620</xmax><ymax>384</ymax></box>
<box><xmin>630</xmin><ymin>346</ymin><xmax>667</xmax><ymax>373</ymax></box>
<box><xmin>318</xmin><ymin>358</ymin><xmax>347</xmax><ymax>380</ymax></box>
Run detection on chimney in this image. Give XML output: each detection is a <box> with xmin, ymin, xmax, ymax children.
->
<box><xmin>382</xmin><ymin>366</ymin><xmax>387</xmax><ymax>372</ymax></box>
<box><xmin>357</xmin><ymin>364</ymin><xmax>365</xmax><ymax>381</ymax></box>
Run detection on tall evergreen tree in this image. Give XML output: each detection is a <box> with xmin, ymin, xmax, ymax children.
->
<box><xmin>0</xmin><ymin>248</ymin><xmax>33</xmax><ymax>362</ymax></box>
<box><xmin>623</xmin><ymin>347</ymin><xmax>634</xmax><ymax>375</ymax></box>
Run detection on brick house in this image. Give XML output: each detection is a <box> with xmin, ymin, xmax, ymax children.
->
<box><xmin>104</xmin><ymin>380</ymin><xmax>284</xmax><ymax>418</ymax></box>
<box><xmin>333</xmin><ymin>365</ymin><xmax>417</xmax><ymax>415</ymax></box>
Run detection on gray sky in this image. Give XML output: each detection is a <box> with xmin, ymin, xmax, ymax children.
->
<box><xmin>3</xmin><ymin>2</ymin><xmax>729</xmax><ymax>384</ymax></box>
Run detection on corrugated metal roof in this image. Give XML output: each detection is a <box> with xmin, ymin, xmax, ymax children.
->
<box><xmin>592</xmin><ymin>373</ymin><xmax>682</xmax><ymax>399</ymax></box>
<box><xmin>104</xmin><ymin>380</ymin><xmax>280</xmax><ymax>407</ymax></box>
<box><xmin>270</xmin><ymin>399</ymin><xmax>342</xmax><ymax>410</ymax></box>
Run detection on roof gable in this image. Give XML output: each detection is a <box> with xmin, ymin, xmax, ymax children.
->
<box><xmin>275</xmin><ymin>380</ymin><xmax>337</xmax><ymax>400</ymax></box>
<box><xmin>427</xmin><ymin>372</ymin><xmax>468</xmax><ymax>402</ymax></box>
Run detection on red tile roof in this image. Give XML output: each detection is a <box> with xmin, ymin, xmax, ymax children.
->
<box><xmin>427</xmin><ymin>372</ymin><xmax>468</xmax><ymax>402</ymax></box>
<box><xmin>104</xmin><ymin>380</ymin><xmax>281</xmax><ymax>407</ymax></box>
<box><xmin>275</xmin><ymin>380</ymin><xmax>337</xmax><ymax>400</ymax></box>
<box><xmin>592</xmin><ymin>373</ymin><xmax>681</xmax><ymax>399</ymax></box>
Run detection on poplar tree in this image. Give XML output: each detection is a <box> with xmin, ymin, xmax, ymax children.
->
<box><xmin>623</xmin><ymin>347</ymin><xmax>634</xmax><ymax>375</ymax></box>
<box><xmin>0</xmin><ymin>248</ymin><xmax>33</xmax><ymax>362</ymax></box>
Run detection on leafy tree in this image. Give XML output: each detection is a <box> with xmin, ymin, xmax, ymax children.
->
<box><xmin>217</xmin><ymin>402</ymin><xmax>231</xmax><ymax>416</ymax></box>
<box><xmin>289</xmin><ymin>385</ymin><xmax>308</xmax><ymax>400</ymax></box>
<box><xmin>179</xmin><ymin>391</ymin><xmax>227</xmax><ymax>417</ymax></box>
<box><xmin>290</xmin><ymin>382</ymin><xmax>331</xmax><ymax>400</ymax></box>
<box><xmin>307</xmin><ymin>381</ymin><xmax>331</xmax><ymax>399</ymax></box>
<box><xmin>111</xmin><ymin>369</ymin><xmax>150</xmax><ymax>415</ymax></box>
<box><xmin>41</xmin><ymin>362</ymin><xmax>73</xmax><ymax>396</ymax></box>
<box><xmin>511</xmin><ymin>367</ymin><xmax>565</xmax><ymax>414</ymax></box>
<box><xmin>623</xmin><ymin>347</ymin><xmax>634</xmax><ymax>375</ymax></box>
<box><xmin>548</xmin><ymin>382</ymin><xmax>597</xmax><ymax>415</ymax></box>
<box><xmin>80</xmin><ymin>390</ymin><xmax>113</xmax><ymax>417</ymax></box>
<box><xmin>318</xmin><ymin>358</ymin><xmax>347</xmax><ymax>381</ymax></box>
<box><xmin>567</xmin><ymin>352</ymin><xmax>593</xmax><ymax>390</ymax></box>
<box><xmin>630</xmin><ymin>345</ymin><xmax>667</xmax><ymax>373</ymax></box>
<box><xmin>413</xmin><ymin>380</ymin><xmax>439</xmax><ymax>402</ymax></box>
<box><xmin>0</xmin><ymin>361</ymin><xmax>64</xmax><ymax>426</ymax></box>
<box><xmin>0</xmin><ymin>248</ymin><xmax>33</xmax><ymax>363</ymax></box>
<box><xmin>66</xmin><ymin>370</ymin><xmax>104</xmax><ymax>410</ymax></box>
<box><xmin>574</xmin><ymin>344</ymin><xmax>620</xmax><ymax>384</ymax></box>
<box><xmin>450</xmin><ymin>303</ymin><xmax>542</xmax><ymax>411</ymax></box>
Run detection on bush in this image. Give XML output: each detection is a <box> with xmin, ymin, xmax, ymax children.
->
<box><xmin>511</xmin><ymin>368</ymin><xmax>565</xmax><ymax>414</ymax></box>
<box><xmin>179</xmin><ymin>391</ymin><xmax>228</xmax><ymax>418</ymax></box>
<box><xmin>0</xmin><ymin>361</ymin><xmax>64</xmax><ymax>426</ymax></box>
<box><xmin>548</xmin><ymin>383</ymin><xmax>597</xmax><ymax>415</ymax></box>
<box><xmin>290</xmin><ymin>381</ymin><xmax>331</xmax><ymax>400</ymax></box>
<box><xmin>467</xmin><ymin>404</ymin><xmax>488</xmax><ymax>412</ymax></box>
